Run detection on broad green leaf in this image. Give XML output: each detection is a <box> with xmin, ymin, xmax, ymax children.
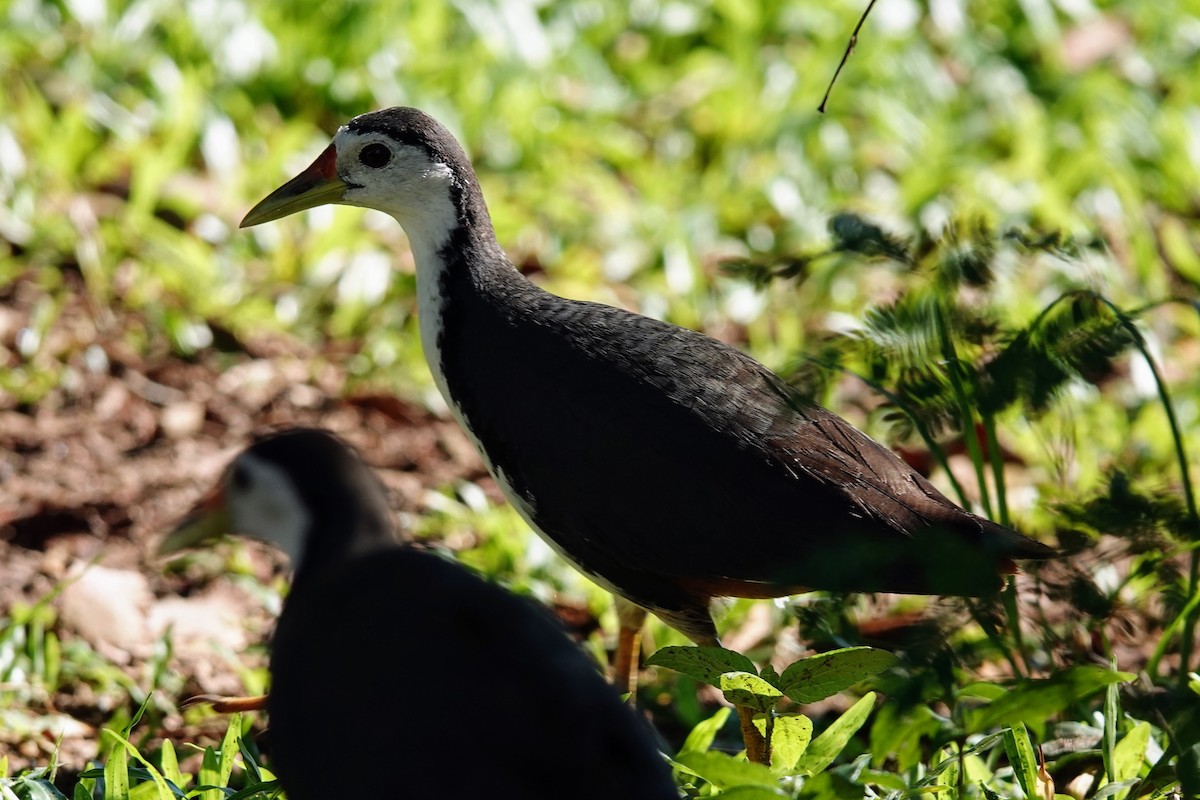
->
<box><xmin>720</xmin><ymin>672</ymin><xmax>783</xmax><ymax>713</ymax></box>
<box><xmin>646</xmin><ymin>646</ymin><xmax>757</xmax><ymax>686</ymax></box>
<box><xmin>779</xmin><ymin>647</ymin><xmax>898</xmax><ymax>704</ymax></box>
<box><xmin>959</xmin><ymin>681</ymin><xmax>1008</xmax><ymax>701</ymax></box>
<box><xmin>14</xmin><ymin>778</ymin><xmax>66</xmax><ymax>800</ymax></box>
<box><xmin>966</xmin><ymin>667</ymin><xmax>1134</xmax><ymax>732</ymax></box>
<box><xmin>1003</xmin><ymin>723</ymin><xmax>1040</xmax><ymax>800</ymax></box>
<box><xmin>672</xmin><ymin>751</ymin><xmax>778</xmax><ymax>789</ymax></box>
<box><xmin>159</xmin><ymin>741</ymin><xmax>182</xmax><ymax>790</ymax></box>
<box><xmin>680</xmin><ymin>707</ymin><xmax>732</xmax><ymax>756</ymax></box>
<box><xmin>197</xmin><ymin>748</ymin><xmax>219</xmax><ymax>800</ymax></box>
<box><xmin>766</xmin><ymin>714</ymin><xmax>812</xmax><ymax>773</ymax></box>
<box><xmin>129</xmin><ymin>783</ymin><xmax>166</xmax><ymax>800</ymax></box>
<box><xmin>794</xmin><ymin>692</ymin><xmax>876</xmax><ymax>776</ymax></box>
<box><xmin>1110</xmin><ymin>722</ymin><xmax>1151</xmax><ymax>799</ymax></box>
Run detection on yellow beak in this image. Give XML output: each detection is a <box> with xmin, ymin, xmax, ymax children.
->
<box><xmin>158</xmin><ymin>484</ymin><xmax>231</xmax><ymax>555</ymax></box>
<box><xmin>240</xmin><ymin>143</ymin><xmax>347</xmax><ymax>228</ymax></box>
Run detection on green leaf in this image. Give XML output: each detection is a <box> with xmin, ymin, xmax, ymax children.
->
<box><xmin>1103</xmin><ymin>669</ymin><xmax>1119</xmax><ymax>787</ymax></box>
<box><xmin>1093</xmin><ymin>780</ymin><xmax>1140</xmax><ymax>799</ymax></box>
<box><xmin>225</xmin><ymin>782</ymin><xmax>282</xmax><ymax>800</ymax></box>
<box><xmin>680</xmin><ymin>708</ymin><xmax>732</xmax><ymax>756</ymax></box>
<box><xmin>102</xmin><ymin>731</ymin><xmax>130</xmax><ymax>800</ymax></box>
<box><xmin>1110</xmin><ymin>722</ymin><xmax>1151</xmax><ymax>799</ymax></box>
<box><xmin>1003</xmin><ymin>723</ymin><xmax>1040</xmax><ymax>800</ymax></box>
<box><xmin>158</xmin><ymin>741</ymin><xmax>182</xmax><ymax>790</ymax></box>
<box><xmin>672</xmin><ymin>751</ymin><xmax>778</xmax><ymax>789</ymax></box>
<box><xmin>216</xmin><ymin>715</ymin><xmax>241</xmax><ymax>786</ymax></box>
<box><xmin>779</xmin><ymin>647</ymin><xmax>898</xmax><ymax>704</ymax></box>
<box><xmin>710</xmin><ymin>787</ymin><xmax>788</xmax><ymax>799</ymax></box>
<box><xmin>980</xmin><ymin>782</ymin><xmax>1003</xmax><ymax>800</ymax></box>
<box><xmin>966</xmin><ymin>666</ymin><xmax>1134</xmax><ymax>732</ymax></box>
<box><xmin>197</xmin><ymin>748</ymin><xmax>219</xmax><ymax>800</ymax></box>
<box><xmin>759</xmin><ymin>664</ymin><xmax>782</xmax><ymax>690</ymax></box>
<box><xmin>868</xmin><ymin>702</ymin><xmax>948</xmax><ymax>772</ymax></box>
<box><xmin>101</xmin><ymin>731</ymin><xmax>174</xmax><ymax>800</ymax></box>
<box><xmin>13</xmin><ymin>778</ymin><xmax>67</xmax><ymax>800</ymax></box>
<box><xmin>237</xmin><ymin>737</ymin><xmax>263</xmax><ymax>785</ymax></box>
<box><xmin>794</xmin><ymin>692</ymin><xmax>876</xmax><ymax>776</ymax></box>
<box><xmin>959</xmin><ymin>681</ymin><xmax>1008</xmax><ymax>700</ymax></box>
<box><xmin>646</xmin><ymin>646</ymin><xmax>757</xmax><ymax>687</ymax></box>
<box><xmin>767</xmin><ymin>714</ymin><xmax>813</xmax><ymax>773</ymax></box>
<box><xmin>720</xmin><ymin>672</ymin><xmax>783</xmax><ymax>713</ymax></box>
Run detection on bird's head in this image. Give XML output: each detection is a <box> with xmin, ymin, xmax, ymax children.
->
<box><xmin>160</xmin><ymin>429</ymin><xmax>396</xmax><ymax>573</ymax></box>
<box><xmin>241</xmin><ymin>107</ymin><xmax>484</xmax><ymax>252</ymax></box>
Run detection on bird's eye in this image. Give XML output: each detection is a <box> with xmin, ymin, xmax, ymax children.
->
<box><xmin>359</xmin><ymin>143</ymin><xmax>392</xmax><ymax>169</ymax></box>
<box><xmin>231</xmin><ymin>464</ymin><xmax>251</xmax><ymax>491</ymax></box>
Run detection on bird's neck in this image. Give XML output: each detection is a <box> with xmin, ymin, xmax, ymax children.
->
<box><xmin>292</xmin><ymin>489</ymin><xmax>398</xmax><ymax>587</ymax></box>
<box><xmin>393</xmin><ymin>187</ymin><xmax>533</xmax><ymax>412</ymax></box>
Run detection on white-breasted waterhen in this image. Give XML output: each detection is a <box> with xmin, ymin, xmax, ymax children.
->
<box><xmin>240</xmin><ymin>108</ymin><xmax>1055</xmax><ymax>759</ymax></box>
<box><xmin>160</xmin><ymin>428</ymin><xmax>678</xmax><ymax>800</ymax></box>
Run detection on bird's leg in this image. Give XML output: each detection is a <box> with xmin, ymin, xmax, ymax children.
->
<box><xmin>737</xmin><ymin>706</ymin><xmax>770</xmax><ymax>765</ymax></box>
<box><xmin>181</xmin><ymin>694</ymin><xmax>269</xmax><ymax>713</ymax></box>
<box><xmin>693</xmin><ymin>633</ymin><xmax>770</xmax><ymax>766</ymax></box>
<box><xmin>613</xmin><ymin>596</ymin><xmax>648</xmax><ymax>696</ymax></box>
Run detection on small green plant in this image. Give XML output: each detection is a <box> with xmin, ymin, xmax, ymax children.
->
<box><xmin>70</xmin><ymin>704</ymin><xmax>276</xmax><ymax>800</ymax></box>
<box><xmin>648</xmin><ymin>644</ymin><xmax>896</xmax><ymax>776</ymax></box>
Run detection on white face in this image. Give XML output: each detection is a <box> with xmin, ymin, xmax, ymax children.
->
<box><xmin>332</xmin><ymin>128</ymin><xmax>460</xmax><ymax>256</ymax></box>
<box><xmin>225</xmin><ymin>453</ymin><xmax>310</xmax><ymax>566</ymax></box>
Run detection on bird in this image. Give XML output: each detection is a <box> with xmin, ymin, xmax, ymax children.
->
<box><xmin>160</xmin><ymin>428</ymin><xmax>679</xmax><ymax>800</ymax></box>
<box><xmin>239</xmin><ymin>107</ymin><xmax>1055</xmax><ymax>758</ymax></box>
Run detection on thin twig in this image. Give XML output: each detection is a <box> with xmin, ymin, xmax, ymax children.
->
<box><xmin>818</xmin><ymin>0</ymin><xmax>879</xmax><ymax>113</ymax></box>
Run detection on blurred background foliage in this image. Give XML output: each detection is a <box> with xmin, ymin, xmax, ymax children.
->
<box><xmin>4</xmin><ymin>0</ymin><xmax>1200</xmax><ymax>793</ymax></box>
<box><xmin>5</xmin><ymin>0</ymin><xmax>1200</xmax><ymax>549</ymax></box>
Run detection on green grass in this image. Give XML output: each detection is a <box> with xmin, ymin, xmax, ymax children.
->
<box><xmin>4</xmin><ymin>0</ymin><xmax>1200</xmax><ymax>796</ymax></box>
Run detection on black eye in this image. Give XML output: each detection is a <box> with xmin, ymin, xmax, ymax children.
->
<box><xmin>231</xmin><ymin>464</ymin><xmax>251</xmax><ymax>491</ymax></box>
<box><xmin>359</xmin><ymin>143</ymin><xmax>392</xmax><ymax>169</ymax></box>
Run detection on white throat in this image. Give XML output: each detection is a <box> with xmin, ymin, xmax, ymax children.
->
<box><xmin>229</xmin><ymin>454</ymin><xmax>310</xmax><ymax>566</ymax></box>
<box><xmin>389</xmin><ymin>199</ymin><xmax>457</xmax><ymax>419</ymax></box>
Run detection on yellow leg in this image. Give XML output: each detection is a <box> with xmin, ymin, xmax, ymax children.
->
<box><xmin>691</xmin><ymin>631</ymin><xmax>771</xmax><ymax>765</ymax></box>
<box><xmin>181</xmin><ymin>693</ymin><xmax>269</xmax><ymax>713</ymax></box>
<box><xmin>613</xmin><ymin>596</ymin><xmax>649</xmax><ymax>695</ymax></box>
<box><xmin>736</xmin><ymin>706</ymin><xmax>770</xmax><ymax>765</ymax></box>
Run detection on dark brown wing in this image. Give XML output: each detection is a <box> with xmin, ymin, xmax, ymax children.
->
<box><xmin>446</xmin><ymin>287</ymin><xmax>1051</xmax><ymax>608</ymax></box>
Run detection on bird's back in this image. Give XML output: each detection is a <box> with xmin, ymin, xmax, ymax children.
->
<box><xmin>440</xmin><ymin>271</ymin><xmax>1051</xmax><ymax>610</ymax></box>
<box><xmin>268</xmin><ymin>547</ymin><xmax>677</xmax><ymax>800</ymax></box>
